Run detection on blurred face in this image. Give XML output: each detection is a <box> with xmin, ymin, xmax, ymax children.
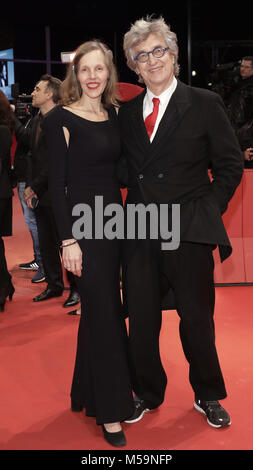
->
<box><xmin>31</xmin><ymin>80</ymin><xmax>52</xmax><ymax>108</ymax></box>
<box><xmin>134</xmin><ymin>33</ymin><xmax>175</xmax><ymax>95</ymax></box>
<box><xmin>240</xmin><ymin>60</ymin><xmax>253</xmax><ymax>79</ymax></box>
<box><xmin>77</xmin><ymin>50</ymin><xmax>109</xmax><ymax>100</ymax></box>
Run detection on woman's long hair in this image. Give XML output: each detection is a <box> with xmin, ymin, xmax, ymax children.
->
<box><xmin>61</xmin><ymin>40</ymin><xmax>119</xmax><ymax>109</ymax></box>
<box><xmin>0</xmin><ymin>90</ymin><xmax>15</xmax><ymax>131</ymax></box>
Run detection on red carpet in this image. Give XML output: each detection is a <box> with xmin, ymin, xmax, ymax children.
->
<box><xmin>1</xmin><ymin>190</ymin><xmax>253</xmax><ymax>454</ymax></box>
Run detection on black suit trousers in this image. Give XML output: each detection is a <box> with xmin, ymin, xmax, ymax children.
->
<box><xmin>35</xmin><ymin>205</ymin><xmax>64</xmax><ymax>291</ymax></box>
<box><xmin>125</xmin><ymin>240</ymin><xmax>227</xmax><ymax>408</ymax></box>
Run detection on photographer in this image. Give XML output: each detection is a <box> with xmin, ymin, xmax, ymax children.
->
<box><xmin>227</xmin><ymin>56</ymin><xmax>253</xmax><ymax>167</ymax></box>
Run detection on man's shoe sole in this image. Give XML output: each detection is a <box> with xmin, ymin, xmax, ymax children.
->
<box><xmin>125</xmin><ymin>408</ymin><xmax>150</xmax><ymax>424</ymax></box>
<box><xmin>31</xmin><ymin>276</ymin><xmax>46</xmax><ymax>283</ymax></box>
<box><xmin>194</xmin><ymin>402</ymin><xmax>231</xmax><ymax>428</ymax></box>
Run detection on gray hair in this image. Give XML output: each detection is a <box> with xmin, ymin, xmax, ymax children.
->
<box><xmin>123</xmin><ymin>16</ymin><xmax>180</xmax><ymax>82</ymax></box>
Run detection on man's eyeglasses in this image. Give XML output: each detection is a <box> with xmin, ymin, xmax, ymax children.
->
<box><xmin>134</xmin><ymin>46</ymin><xmax>169</xmax><ymax>63</ymax></box>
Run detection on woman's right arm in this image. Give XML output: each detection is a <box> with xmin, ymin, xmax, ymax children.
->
<box><xmin>43</xmin><ymin>108</ymin><xmax>82</xmax><ymax>276</ymax></box>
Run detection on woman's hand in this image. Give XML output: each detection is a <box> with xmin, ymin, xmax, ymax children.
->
<box><xmin>62</xmin><ymin>240</ymin><xmax>82</xmax><ymax>277</ymax></box>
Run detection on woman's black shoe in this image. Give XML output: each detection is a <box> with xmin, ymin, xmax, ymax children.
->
<box><xmin>102</xmin><ymin>425</ymin><xmax>126</xmax><ymax>447</ymax></box>
<box><xmin>0</xmin><ymin>280</ymin><xmax>15</xmax><ymax>312</ymax></box>
<box><xmin>67</xmin><ymin>309</ymin><xmax>81</xmax><ymax>315</ymax></box>
<box><xmin>71</xmin><ymin>398</ymin><xmax>84</xmax><ymax>412</ymax></box>
<box><xmin>63</xmin><ymin>290</ymin><xmax>80</xmax><ymax>308</ymax></box>
<box><xmin>8</xmin><ymin>283</ymin><xmax>15</xmax><ymax>301</ymax></box>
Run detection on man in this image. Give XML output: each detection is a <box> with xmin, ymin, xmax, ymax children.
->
<box><xmin>16</xmin><ymin>75</ymin><xmax>79</xmax><ymax>306</ymax></box>
<box><xmin>227</xmin><ymin>56</ymin><xmax>253</xmax><ymax>166</ymax></box>
<box><xmin>118</xmin><ymin>17</ymin><xmax>244</xmax><ymax>428</ymax></box>
<box><xmin>14</xmin><ymin>109</ymin><xmax>45</xmax><ymax>283</ymax></box>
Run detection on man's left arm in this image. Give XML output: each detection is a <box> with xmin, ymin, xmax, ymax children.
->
<box><xmin>207</xmin><ymin>93</ymin><xmax>244</xmax><ymax>214</ymax></box>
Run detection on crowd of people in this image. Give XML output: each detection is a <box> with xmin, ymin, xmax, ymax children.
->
<box><xmin>0</xmin><ymin>15</ymin><xmax>250</xmax><ymax>447</ymax></box>
<box><xmin>227</xmin><ymin>56</ymin><xmax>253</xmax><ymax>166</ymax></box>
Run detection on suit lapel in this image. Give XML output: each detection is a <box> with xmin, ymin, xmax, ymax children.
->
<box><xmin>141</xmin><ymin>81</ymin><xmax>191</xmax><ymax>170</ymax></box>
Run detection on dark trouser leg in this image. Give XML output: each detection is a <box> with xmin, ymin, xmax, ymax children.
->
<box><xmin>0</xmin><ymin>237</ymin><xmax>11</xmax><ymax>287</ymax></box>
<box><xmin>162</xmin><ymin>242</ymin><xmax>227</xmax><ymax>400</ymax></box>
<box><xmin>124</xmin><ymin>240</ymin><xmax>167</xmax><ymax>409</ymax></box>
<box><xmin>0</xmin><ymin>199</ymin><xmax>12</xmax><ymax>288</ymax></box>
<box><xmin>35</xmin><ymin>205</ymin><xmax>63</xmax><ymax>292</ymax></box>
<box><xmin>17</xmin><ymin>182</ymin><xmax>43</xmax><ymax>269</ymax></box>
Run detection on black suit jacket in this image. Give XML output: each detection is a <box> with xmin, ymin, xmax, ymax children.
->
<box><xmin>15</xmin><ymin>113</ymin><xmax>51</xmax><ymax>206</ymax></box>
<box><xmin>118</xmin><ymin>80</ymin><xmax>244</xmax><ymax>264</ymax></box>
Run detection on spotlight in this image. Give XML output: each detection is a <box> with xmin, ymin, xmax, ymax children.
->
<box><xmin>61</xmin><ymin>51</ymin><xmax>76</xmax><ymax>63</ymax></box>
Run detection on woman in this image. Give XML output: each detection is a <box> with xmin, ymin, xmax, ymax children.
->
<box><xmin>0</xmin><ymin>90</ymin><xmax>15</xmax><ymax>311</ymax></box>
<box><xmin>43</xmin><ymin>41</ymin><xmax>134</xmax><ymax>447</ymax></box>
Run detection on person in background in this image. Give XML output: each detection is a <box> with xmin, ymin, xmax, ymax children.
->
<box><xmin>0</xmin><ymin>90</ymin><xmax>15</xmax><ymax>311</ymax></box>
<box><xmin>0</xmin><ymin>61</ymin><xmax>8</xmax><ymax>87</ymax></box>
<box><xmin>43</xmin><ymin>40</ymin><xmax>134</xmax><ymax>446</ymax></box>
<box><xmin>14</xmin><ymin>108</ymin><xmax>45</xmax><ymax>283</ymax></box>
<box><xmin>118</xmin><ymin>16</ymin><xmax>243</xmax><ymax>429</ymax></box>
<box><xmin>227</xmin><ymin>56</ymin><xmax>253</xmax><ymax>167</ymax></box>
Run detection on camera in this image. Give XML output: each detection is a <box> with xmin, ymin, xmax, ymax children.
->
<box><xmin>209</xmin><ymin>61</ymin><xmax>241</xmax><ymax>104</ymax></box>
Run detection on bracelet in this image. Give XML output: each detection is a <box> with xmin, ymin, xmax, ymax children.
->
<box><xmin>60</xmin><ymin>240</ymin><xmax>77</xmax><ymax>248</ymax></box>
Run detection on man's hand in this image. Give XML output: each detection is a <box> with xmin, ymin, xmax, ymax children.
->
<box><xmin>24</xmin><ymin>186</ymin><xmax>35</xmax><ymax>202</ymax></box>
<box><xmin>24</xmin><ymin>186</ymin><xmax>37</xmax><ymax>208</ymax></box>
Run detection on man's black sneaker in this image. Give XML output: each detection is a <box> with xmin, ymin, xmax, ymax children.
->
<box><xmin>31</xmin><ymin>270</ymin><xmax>46</xmax><ymax>283</ymax></box>
<box><xmin>19</xmin><ymin>260</ymin><xmax>39</xmax><ymax>271</ymax></box>
<box><xmin>125</xmin><ymin>397</ymin><xmax>150</xmax><ymax>423</ymax></box>
<box><xmin>194</xmin><ymin>399</ymin><xmax>231</xmax><ymax>428</ymax></box>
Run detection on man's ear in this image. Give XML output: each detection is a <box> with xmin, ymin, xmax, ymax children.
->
<box><xmin>47</xmin><ymin>90</ymin><xmax>54</xmax><ymax>101</ymax></box>
<box><xmin>135</xmin><ymin>66</ymin><xmax>141</xmax><ymax>80</ymax></box>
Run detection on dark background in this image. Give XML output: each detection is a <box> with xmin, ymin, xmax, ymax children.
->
<box><xmin>0</xmin><ymin>0</ymin><xmax>252</xmax><ymax>96</ymax></box>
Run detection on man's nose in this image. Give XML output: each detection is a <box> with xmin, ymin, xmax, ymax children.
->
<box><xmin>147</xmin><ymin>52</ymin><xmax>157</xmax><ymax>64</ymax></box>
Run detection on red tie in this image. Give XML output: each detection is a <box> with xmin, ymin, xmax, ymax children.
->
<box><xmin>145</xmin><ymin>97</ymin><xmax>160</xmax><ymax>139</ymax></box>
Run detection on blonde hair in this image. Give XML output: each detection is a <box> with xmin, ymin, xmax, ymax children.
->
<box><xmin>123</xmin><ymin>16</ymin><xmax>180</xmax><ymax>82</ymax></box>
<box><xmin>61</xmin><ymin>40</ymin><xmax>119</xmax><ymax>108</ymax></box>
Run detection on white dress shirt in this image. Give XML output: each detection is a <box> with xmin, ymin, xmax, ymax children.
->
<box><xmin>143</xmin><ymin>76</ymin><xmax>178</xmax><ymax>142</ymax></box>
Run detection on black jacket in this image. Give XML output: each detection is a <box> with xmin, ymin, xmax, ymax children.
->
<box><xmin>13</xmin><ymin>115</ymin><xmax>33</xmax><ymax>183</ymax></box>
<box><xmin>118</xmin><ymin>80</ymin><xmax>244</xmax><ymax>264</ymax></box>
<box><xmin>15</xmin><ymin>112</ymin><xmax>51</xmax><ymax>206</ymax></box>
<box><xmin>227</xmin><ymin>75</ymin><xmax>253</xmax><ymax>153</ymax></box>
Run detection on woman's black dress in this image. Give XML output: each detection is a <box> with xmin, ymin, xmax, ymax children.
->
<box><xmin>43</xmin><ymin>105</ymin><xmax>134</xmax><ymax>424</ymax></box>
